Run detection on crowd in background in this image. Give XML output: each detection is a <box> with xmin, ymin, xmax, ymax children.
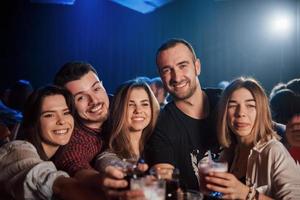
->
<box><xmin>0</xmin><ymin>38</ymin><xmax>300</xmax><ymax>200</ymax></box>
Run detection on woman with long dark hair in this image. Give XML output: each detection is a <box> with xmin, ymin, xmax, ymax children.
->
<box><xmin>0</xmin><ymin>85</ymin><xmax>105</xmax><ymax>200</ymax></box>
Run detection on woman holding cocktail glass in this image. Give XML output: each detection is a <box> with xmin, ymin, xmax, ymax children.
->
<box><xmin>95</xmin><ymin>79</ymin><xmax>159</xmax><ymax>173</ymax></box>
<box><xmin>204</xmin><ymin>77</ymin><xmax>300</xmax><ymax>199</ymax></box>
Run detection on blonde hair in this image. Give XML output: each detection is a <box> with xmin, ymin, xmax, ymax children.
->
<box><xmin>108</xmin><ymin>79</ymin><xmax>160</xmax><ymax>159</ymax></box>
<box><xmin>217</xmin><ymin>77</ymin><xmax>279</xmax><ymax>148</ymax></box>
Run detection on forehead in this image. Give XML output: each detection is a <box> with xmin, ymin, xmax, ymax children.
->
<box><xmin>41</xmin><ymin>95</ymin><xmax>67</xmax><ymax>110</ymax></box>
<box><xmin>230</xmin><ymin>88</ymin><xmax>254</xmax><ymax>101</ymax></box>
<box><xmin>129</xmin><ymin>88</ymin><xmax>149</xmax><ymax>100</ymax></box>
<box><xmin>157</xmin><ymin>43</ymin><xmax>194</xmax><ymax>67</ymax></box>
<box><xmin>65</xmin><ymin>71</ymin><xmax>100</xmax><ymax>95</ymax></box>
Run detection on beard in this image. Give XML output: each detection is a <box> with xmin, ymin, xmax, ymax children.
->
<box><xmin>169</xmin><ymin>80</ymin><xmax>198</xmax><ymax>101</ymax></box>
<box><xmin>76</xmin><ymin>110</ymin><xmax>109</xmax><ymax>129</ymax></box>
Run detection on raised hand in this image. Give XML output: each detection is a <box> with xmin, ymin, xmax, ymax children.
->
<box><xmin>205</xmin><ymin>171</ymin><xmax>249</xmax><ymax>200</ymax></box>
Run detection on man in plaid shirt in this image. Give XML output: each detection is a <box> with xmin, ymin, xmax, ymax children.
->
<box><xmin>53</xmin><ymin>62</ymin><xmax>144</xmax><ymax>199</ymax></box>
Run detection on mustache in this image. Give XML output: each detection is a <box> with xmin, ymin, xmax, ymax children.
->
<box><xmin>169</xmin><ymin>79</ymin><xmax>187</xmax><ymax>86</ymax></box>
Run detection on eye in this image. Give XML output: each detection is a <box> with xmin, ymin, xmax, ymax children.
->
<box><xmin>161</xmin><ymin>67</ymin><xmax>171</xmax><ymax>75</ymax></box>
<box><xmin>142</xmin><ymin>102</ymin><xmax>150</xmax><ymax>107</ymax></box>
<box><xmin>246</xmin><ymin>104</ymin><xmax>256</xmax><ymax>108</ymax></box>
<box><xmin>76</xmin><ymin>95</ymin><xmax>85</xmax><ymax>102</ymax></box>
<box><xmin>43</xmin><ymin>113</ymin><xmax>54</xmax><ymax>118</ymax></box>
<box><xmin>128</xmin><ymin>103</ymin><xmax>135</xmax><ymax>107</ymax></box>
<box><xmin>228</xmin><ymin>104</ymin><xmax>237</xmax><ymax>109</ymax></box>
<box><xmin>94</xmin><ymin>86</ymin><xmax>102</xmax><ymax>92</ymax></box>
<box><xmin>64</xmin><ymin>110</ymin><xmax>71</xmax><ymax>115</ymax></box>
<box><xmin>179</xmin><ymin>64</ymin><xmax>187</xmax><ymax>69</ymax></box>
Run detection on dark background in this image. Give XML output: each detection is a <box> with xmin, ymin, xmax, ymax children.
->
<box><xmin>1</xmin><ymin>0</ymin><xmax>300</xmax><ymax>94</ymax></box>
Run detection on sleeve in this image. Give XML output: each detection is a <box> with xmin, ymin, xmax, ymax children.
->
<box><xmin>54</xmin><ymin>132</ymin><xmax>93</xmax><ymax>176</ymax></box>
<box><xmin>269</xmin><ymin>142</ymin><xmax>300</xmax><ymax>199</ymax></box>
<box><xmin>23</xmin><ymin>162</ymin><xmax>69</xmax><ymax>200</ymax></box>
<box><xmin>144</xmin><ymin>115</ymin><xmax>175</xmax><ymax>167</ymax></box>
<box><xmin>0</xmin><ymin>141</ymin><xmax>69</xmax><ymax>200</ymax></box>
<box><xmin>94</xmin><ymin>151</ymin><xmax>121</xmax><ymax>172</ymax></box>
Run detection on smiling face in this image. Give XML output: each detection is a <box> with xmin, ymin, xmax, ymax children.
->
<box><xmin>40</xmin><ymin>95</ymin><xmax>74</xmax><ymax>153</ymax></box>
<box><xmin>65</xmin><ymin>71</ymin><xmax>109</xmax><ymax>129</ymax></box>
<box><xmin>227</xmin><ymin>88</ymin><xmax>257</xmax><ymax>144</ymax></box>
<box><xmin>157</xmin><ymin>43</ymin><xmax>201</xmax><ymax>100</ymax></box>
<box><xmin>126</xmin><ymin>88</ymin><xmax>152</xmax><ymax>133</ymax></box>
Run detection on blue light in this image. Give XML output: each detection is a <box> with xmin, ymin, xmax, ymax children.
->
<box><xmin>111</xmin><ymin>0</ymin><xmax>173</xmax><ymax>14</ymax></box>
<box><xmin>30</xmin><ymin>0</ymin><xmax>76</xmax><ymax>5</ymax></box>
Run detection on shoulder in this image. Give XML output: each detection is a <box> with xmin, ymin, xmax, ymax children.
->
<box><xmin>0</xmin><ymin>140</ymin><xmax>37</xmax><ymax>158</ymax></box>
<box><xmin>203</xmin><ymin>88</ymin><xmax>222</xmax><ymax>107</ymax></box>
<box><xmin>254</xmin><ymin>139</ymin><xmax>293</xmax><ymax>164</ymax></box>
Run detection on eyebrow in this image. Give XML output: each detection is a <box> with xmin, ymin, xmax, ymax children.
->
<box><xmin>129</xmin><ymin>99</ymin><xmax>150</xmax><ymax>103</ymax></box>
<box><xmin>228</xmin><ymin>99</ymin><xmax>256</xmax><ymax>103</ymax></box>
<box><xmin>176</xmin><ymin>60</ymin><xmax>189</xmax><ymax>66</ymax></box>
<box><xmin>41</xmin><ymin>108</ymin><xmax>69</xmax><ymax>115</ymax></box>
<box><xmin>73</xmin><ymin>80</ymin><xmax>100</xmax><ymax>97</ymax></box>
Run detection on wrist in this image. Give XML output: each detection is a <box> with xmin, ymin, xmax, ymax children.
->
<box><xmin>246</xmin><ymin>185</ymin><xmax>257</xmax><ymax>200</ymax></box>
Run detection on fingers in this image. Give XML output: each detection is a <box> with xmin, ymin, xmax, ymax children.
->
<box><xmin>207</xmin><ymin>171</ymin><xmax>233</xmax><ymax>180</ymax></box>
<box><xmin>105</xmin><ymin>166</ymin><xmax>125</xmax><ymax>179</ymax></box>
<box><xmin>102</xmin><ymin>177</ymin><xmax>128</xmax><ymax>189</ymax></box>
<box><xmin>106</xmin><ymin>189</ymin><xmax>145</xmax><ymax>200</ymax></box>
<box><xmin>137</xmin><ymin>163</ymin><xmax>148</xmax><ymax>172</ymax></box>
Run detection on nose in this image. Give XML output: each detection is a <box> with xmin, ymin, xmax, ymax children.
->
<box><xmin>236</xmin><ymin>105</ymin><xmax>246</xmax><ymax>117</ymax></box>
<box><xmin>56</xmin><ymin>115</ymin><xmax>66</xmax><ymax>125</ymax></box>
<box><xmin>88</xmin><ymin>92</ymin><xmax>99</xmax><ymax>105</ymax></box>
<box><xmin>134</xmin><ymin>105</ymin><xmax>142</xmax><ymax>114</ymax></box>
<box><xmin>170</xmin><ymin>68</ymin><xmax>181</xmax><ymax>83</ymax></box>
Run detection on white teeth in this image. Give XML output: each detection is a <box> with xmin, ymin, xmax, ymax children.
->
<box><xmin>132</xmin><ymin>117</ymin><xmax>144</xmax><ymax>121</ymax></box>
<box><xmin>174</xmin><ymin>81</ymin><xmax>187</xmax><ymax>88</ymax></box>
<box><xmin>90</xmin><ymin>104</ymin><xmax>103</xmax><ymax>113</ymax></box>
<box><xmin>53</xmin><ymin>129</ymin><xmax>68</xmax><ymax>135</ymax></box>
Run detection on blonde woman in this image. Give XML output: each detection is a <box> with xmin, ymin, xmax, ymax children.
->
<box><xmin>205</xmin><ymin>77</ymin><xmax>300</xmax><ymax>199</ymax></box>
<box><xmin>96</xmin><ymin>79</ymin><xmax>159</xmax><ymax>172</ymax></box>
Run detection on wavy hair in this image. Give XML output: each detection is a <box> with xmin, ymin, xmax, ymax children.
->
<box><xmin>108</xmin><ymin>79</ymin><xmax>160</xmax><ymax>159</ymax></box>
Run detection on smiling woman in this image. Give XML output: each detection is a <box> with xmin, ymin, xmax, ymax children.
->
<box><xmin>0</xmin><ymin>86</ymin><xmax>105</xmax><ymax>200</ymax></box>
<box><xmin>95</xmin><ymin>78</ymin><xmax>160</xmax><ymax>172</ymax></box>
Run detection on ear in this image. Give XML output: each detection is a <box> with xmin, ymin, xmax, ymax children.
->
<box><xmin>195</xmin><ymin>58</ymin><xmax>201</xmax><ymax>76</ymax></box>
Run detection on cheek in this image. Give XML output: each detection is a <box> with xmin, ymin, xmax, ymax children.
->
<box><xmin>39</xmin><ymin>120</ymin><xmax>50</xmax><ymax>138</ymax></box>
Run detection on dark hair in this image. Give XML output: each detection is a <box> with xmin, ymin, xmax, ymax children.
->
<box><xmin>270</xmin><ymin>89</ymin><xmax>300</xmax><ymax>124</ymax></box>
<box><xmin>156</xmin><ymin>38</ymin><xmax>196</xmax><ymax>66</ymax></box>
<box><xmin>108</xmin><ymin>79</ymin><xmax>160</xmax><ymax>159</ymax></box>
<box><xmin>7</xmin><ymin>80</ymin><xmax>33</xmax><ymax>112</ymax></box>
<box><xmin>150</xmin><ymin>77</ymin><xmax>168</xmax><ymax>97</ymax></box>
<box><xmin>54</xmin><ymin>61</ymin><xmax>98</xmax><ymax>87</ymax></box>
<box><xmin>23</xmin><ymin>85</ymin><xmax>75</xmax><ymax>160</ymax></box>
<box><xmin>287</xmin><ymin>78</ymin><xmax>300</xmax><ymax>95</ymax></box>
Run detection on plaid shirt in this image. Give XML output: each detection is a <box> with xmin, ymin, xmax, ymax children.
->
<box><xmin>53</xmin><ymin>122</ymin><xmax>102</xmax><ymax>176</ymax></box>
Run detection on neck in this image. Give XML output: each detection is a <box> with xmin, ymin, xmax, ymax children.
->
<box><xmin>175</xmin><ymin>87</ymin><xmax>209</xmax><ymax>119</ymax></box>
<box><xmin>83</xmin><ymin>121</ymin><xmax>102</xmax><ymax>131</ymax></box>
<box><xmin>41</xmin><ymin>142</ymin><xmax>59</xmax><ymax>159</ymax></box>
<box><xmin>237</xmin><ymin>134</ymin><xmax>254</xmax><ymax>147</ymax></box>
<box><xmin>129</xmin><ymin>131</ymin><xmax>142</xmax><ymax>157</ymax></box>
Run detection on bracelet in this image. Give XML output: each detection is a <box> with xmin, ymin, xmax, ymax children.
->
<box><xmin>246</xmin><ymin>185</ymin><xmax>256</xmax><ymax>200</ymax></box>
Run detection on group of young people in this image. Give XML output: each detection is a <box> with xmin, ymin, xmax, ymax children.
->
<box><xmin>0</xmin><ymin>38</ymin><xmax>299</xmax><ymax>200</ymax></box>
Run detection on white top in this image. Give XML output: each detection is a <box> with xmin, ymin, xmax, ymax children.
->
<box><xmin>246</xmin><ymin>138</ymin><xmax>300</xmax><ymax>199</ymax></box>
<box><xmin>0</xmin><ymin>140</ymin><xmax>69</xmax><ymax>200</ymax></box>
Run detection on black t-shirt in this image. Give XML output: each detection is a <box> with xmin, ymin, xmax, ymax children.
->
<box><xmin>145</xmin><ymin>88</ymin><xmax>222</xmax><ymax>190</ymax></box>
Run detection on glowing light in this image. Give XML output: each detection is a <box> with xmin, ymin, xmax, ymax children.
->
<box><xmin>270</xmin><ymin>13</ymin><xmax>292</xmax><ymax>36</ymax></box>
